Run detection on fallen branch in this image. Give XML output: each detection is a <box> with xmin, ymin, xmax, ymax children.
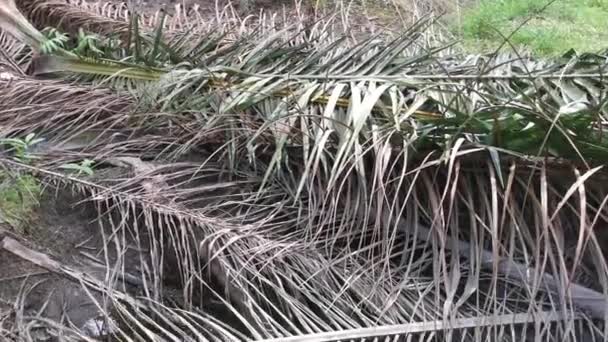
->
<box><xmin>0</xmin><ymin>236</ymin><xmax>63</xmax><ymax>272</ymax></box>
<box><xmin>0</xmin><ymin>236</ymin><xmax>145</xmax><ymax>310</ymax></box>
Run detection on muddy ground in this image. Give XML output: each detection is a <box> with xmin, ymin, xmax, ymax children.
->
<box><xmin>0</xmin><ymin>183</ymin><xmax>142</xmax><ymax>338</ymax></box>
<box><xmin>0</xmin><ymin>190</ymin><xmax>100</xmax><ymax>338</ymax></box>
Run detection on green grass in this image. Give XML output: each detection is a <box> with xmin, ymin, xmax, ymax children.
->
<box><xmin>0</xmin><ymin>171</ymin><xmax>41</xmax><ymax>234</ymax></box>
<box><xmin>455</xmin><ymin>0</ymin><xmax>608</xmax><ymax>56</ymax></box>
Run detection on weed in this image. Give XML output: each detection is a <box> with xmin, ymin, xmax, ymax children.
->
<box><xmin>0</xmin><ymin>171</ymin><xmax>41</xmax><ymax>234</ymax></box>
<box><xmin>455</xmin><ymin>0</ymin><xmax>608</xmax><ymax>56</ymax></box>
<box><xmin>0</xmin><ymin>133</ymin><xmax>44</xmax><ymax>163</ymax></box>
<box><xmin>0</xmin><ymin>132</ymin><xmax>98</xmax><ymax>234</ymax></box>
<box><xmin>59</xmin><ymin>159</ymin><xmax>95</xmax><ymax>176</ymax></box>
<box><xmin>0</xmin><ymin>134</ymin><xmax>44</xmax><ymax>234</ymax></box>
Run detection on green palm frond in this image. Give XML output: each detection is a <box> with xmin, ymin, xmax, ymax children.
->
<box><xmin>33</xmin><ymin>54</ymin><xmax>166</xmax><ymax>80</ymax></box>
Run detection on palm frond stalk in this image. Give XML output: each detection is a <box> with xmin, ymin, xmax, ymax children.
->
<box><xmin>0</xmin><ymin>0</ymin><xmax>46</xmax><ymax>50</ymax></box>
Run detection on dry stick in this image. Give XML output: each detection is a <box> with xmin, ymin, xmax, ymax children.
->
<box><xmin>0</xmin><ymin>236</ymin><xmax>243</xmax><ymax>340</ymax></box>
<box><xmin>392</xmin><ymin>217</ymin><xmax>608</xmax><ymax>319</ymax></box>
<box><xmin>257</xmin><ymin>311</ymin><xmax>579</xmax><ymax>342</ymax></box>
<box><xmin>0</xmin><ymin>48</ymin><xmax>25</xmax><ymax>76</ymax></box>
<box><xmin>0</xmin><ymin>271</ymin><xmax>49</xmax><ymax>282</ymax></box>
<box><xmin>0</xmin><ymin>236</ymin><xmax>62</xmax><ymax>272</ymax></box>
<box><xmin>0</xmin><ymin>236</ymin><xmax>146</xmax><ymax>310</ymax></box>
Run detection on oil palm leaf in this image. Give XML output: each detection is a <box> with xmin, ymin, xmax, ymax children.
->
<box><xmin>0</xmin><ymin>30</ymin><xmax>30</xmax><ymax>73</ymax></box>
<box><xmin>4</xmin><ymin>143</ymin><xmax>607</xmax><ymax>341</ymax></box>
<box><xmin>2</xmin><ymin>81</ymin><xmax>608</xmax><ymax>341</ymax></box>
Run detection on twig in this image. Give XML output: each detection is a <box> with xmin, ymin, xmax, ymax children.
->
<box><xmin>258</xmin><ymin>311</ymin><xmax>580</xmax><ymax>342</ymax></box>
<box><xmin>0</xmin><ymin>271</ymin><xmax>49</xmax><ymax>283</ymax></box>
<box><xmin>0</xmin><ymin>237</ymin><xmax>62</xmax><ymax>272</ymax></box>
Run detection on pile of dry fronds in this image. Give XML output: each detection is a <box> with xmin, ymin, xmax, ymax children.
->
<box><xmin>1</xmin><ymin>0</ymin><xmax>608</xmax><ymax>341</ymax></box>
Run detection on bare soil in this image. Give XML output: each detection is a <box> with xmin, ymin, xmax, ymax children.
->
<box><xmin>0</xmin><ymin>161</ymin><xmax>247</xmax><ymax>340</ymax></box>
<box><xmin>0</xmin><ymin>182</ymin><xmax>145</xmax><ymax>339</ymax></box>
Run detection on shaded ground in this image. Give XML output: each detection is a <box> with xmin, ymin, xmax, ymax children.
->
<box><xmin>0</xmin><ymin>182</ymin><xmax>146</xmax><ymax>339</ymax></box>
<box><xmin>0</xmin><ymin>158</ymin><xmax>248</xmax><ymax>340</ymax></box>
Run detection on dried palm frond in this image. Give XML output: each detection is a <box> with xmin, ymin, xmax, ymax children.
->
<box><xmin>0</xmin><ymin>230</ymin><xmax>250</xmax><ymax>341</ymax></box>
<box><xmin>0</xmin><ymin>28</ymin><xmax>31</xmax><ymax>72</ymax></box>
<box><xmin>3</xmin><ymin>112</ymin><xmax>608</xmax><ymax>341</ymax></box>
<box><xmin>16</xmin><ymin>0</ymin><xmax>435</xmax><ymax>50</ymax></box>
<box><xmin>3</xmin><ymin>140</ymin><xmax>608</xmax><ymax>341</ymax></box>
<box><xmin>10</xmin><ymin>82</ymin><xmax>602</xmax><ymax>340</ymax></box>
<box><xmin>0</xmin><ymin>75</ymin><xmax>133</xmax><ymax>139</ymax></box>
<box><xmin>18</xmin><ymin>0</ymin><xmax>131</xmax><ymax>36</ymax></box>
<box><xmin>15</xmin><ymin>0</ymin><xmax>275</xmax><ymax>36</ymax></box>
<box><xmin>8</xmin><ymin>5</ymin><xmax>604</xmax><ymax>164</ymax></box>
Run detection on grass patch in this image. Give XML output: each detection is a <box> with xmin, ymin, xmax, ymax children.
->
<box><xmin>454</xmin><ymin>0</ymin><xmax>608</xmax><ymax>56</ymax></box>
<box><xmin>0</xmin><ymin>171</ymin><xmax>41</xmax><ymax>234</ymax></box>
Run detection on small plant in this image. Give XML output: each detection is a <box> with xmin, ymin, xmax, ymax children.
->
<box><xmin>0</xmin><ymin>170</ymin><xmax>41</xmax><ymax>234</ymax></box>
<box><xmin>0</xmin><ymin>133</ymin><xmax>44</xmax><ymax>234</ymax></box>
<box><xmin>59</xmin><ymin>159</ymin><xmax>95</xmax><ymax>176</ymax></box>
<box><xmin>0</xmin><ymin>133</ymin><xmax>45</xmax><ymax>163</ymax></box>
<box><xmin>40</xmin><ymin>27</ymin><xmax>69</xmax><ymax>54</ymax></box>
<box><xmin>73</xmin><ymin>28</ymin><xmax>104</xmax><ymax>58</ymax></box>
